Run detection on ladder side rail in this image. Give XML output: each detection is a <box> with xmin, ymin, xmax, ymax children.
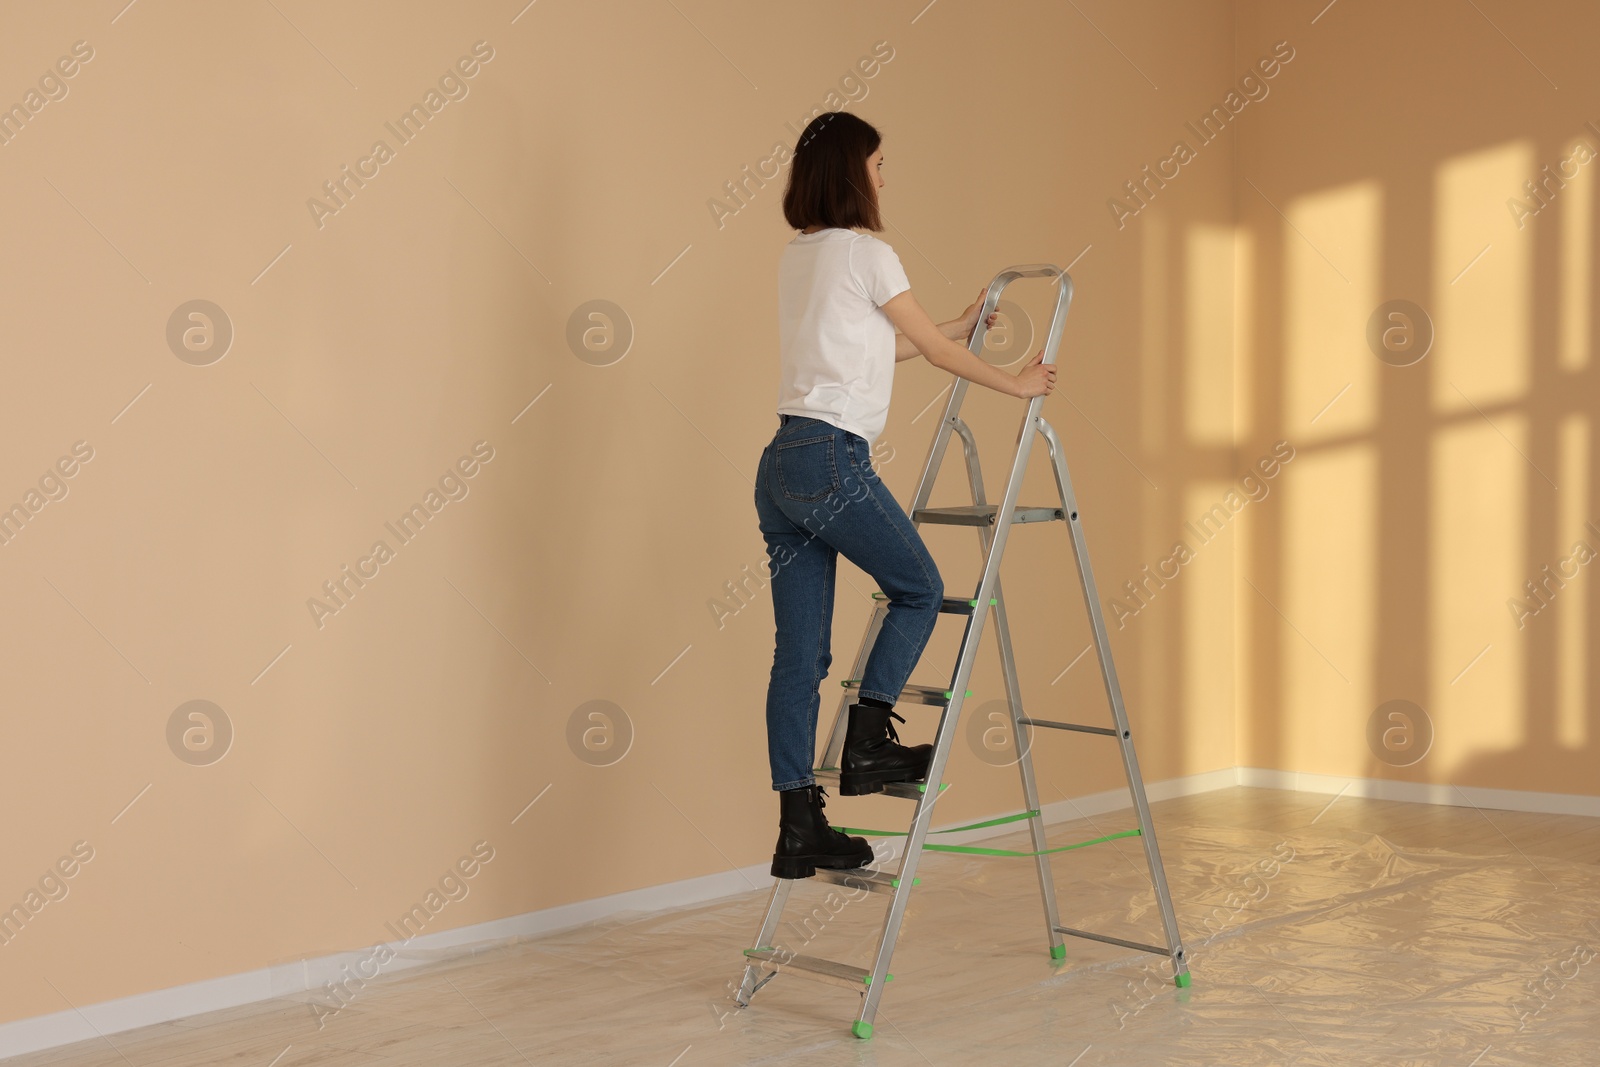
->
<box><xmin>820</xmin><ymin>265</ymin><xmax>1030</xmax><ymax>769</ymax></box>
<box><xmin>855</xmin><ymin>669</ymin><xmax>966</xmax><ymax>1026</ymax></box>
<box><xmin>736</xmin><ymin>878</ymin><xmax>795</xmax><ymax>1004</ymax></box>
<box><xmin>948</xmin><ymin>417</ymin><xmax>1065</xmax><ymax>955</ymax></box>
<box><xmin>859</xmin><ymin>368</ymin><xmax>1052</xmax><ymax>1030</ymax></box>
<box><xmin>907</xmin><ymin>378</ymin><xmax>967</xmax><ymax>517</ymax></box>
<box><xmin>949</xmin><ymin>417</ymin><xmax>987</xmax><ymax>505</ymax></box>
<box><xmin>1040</xmin><ymin>272</ymin><xmax>1073</xmax><ymax>370</ymax></box>
<box><xmin>853</xmin><ymin>265</ymin><xmax>1038</xmax><ymax>1027</ymax></box>
<box><xmin>831</xmin><ymin>266</ymin><xmax>1040</xmax><ymax>767</ymax></box>
<box><xmin>1035</xmin><ymin>415</ymin><xmax>1189</xmax><ymax>981</ymax></box>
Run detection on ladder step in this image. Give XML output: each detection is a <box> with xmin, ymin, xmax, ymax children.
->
<box><xmin>1016</xmin><ymin>716</ymin><xmax>1121</xmax><ymax>738</ymax></box>
<box><xmin>813</xmin><ymin>768</ymin><xmax>946</xmax><ymax>800</ymax></box>
<box><xmin>913</xmin><ymin>504</ymin><xmax>1065</xmax><ymax>527</ymax></box>
<box><xmin>813</xmin><ymin>866</ymin><xmax>920</xmax><ymax>895</ymax></box>
<box><xmin>1054</xmin><ymin>925</ymin><xmax>1169</xmax><ymax>957</ymax></box>
<box><xmin>841</xmin><ymin>680</ymin><xmax>970</xmax><ymax>706</ymax></box>
<box><xmin>872</xmin><ymin>591</ymin><xmax>996</xmax><ymax>615</ymax></box>
<box><xmin>742</xmin><ymin>947</ymin><xmax>892</xmax><ymax>990</ymax></box>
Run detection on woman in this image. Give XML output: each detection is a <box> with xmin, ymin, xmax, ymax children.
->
<box><xmin>756</xmin><ymin>111</ymin><xmax>1056</xmax><ymax>879</ymax></box>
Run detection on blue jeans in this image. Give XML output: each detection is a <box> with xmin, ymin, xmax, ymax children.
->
<box><xmin>755</xmin><ymin>414</ymin><xmax>945</xmax><ymax>791</ymax></box>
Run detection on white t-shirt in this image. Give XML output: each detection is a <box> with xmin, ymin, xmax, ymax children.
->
<box><xmin>776</xmin><ymin>227</ymin><xmax>912</xmax><ymax>448</ymax></box>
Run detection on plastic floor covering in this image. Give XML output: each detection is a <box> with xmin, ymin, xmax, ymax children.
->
<box><xmin>10</xmin><ymin>795</ymin><xmax>1599</xmax><ymax>1065</ymax></box>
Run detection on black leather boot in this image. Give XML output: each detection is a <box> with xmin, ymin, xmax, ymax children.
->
<box><xmin>771</xmin><ymin>784</ymin><xmax>874</xmax><ymax>879</ymax></box>
<box><xmin>839</xmin><ymin>703</ymin><xmax>933</xmax><ymax>796</ymax></box>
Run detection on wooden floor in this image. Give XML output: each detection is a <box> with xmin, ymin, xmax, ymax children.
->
<box><xmin>11</xmin><ymin>786</ymin><xmax>1600</xmax><ymax>1066</ymax></box>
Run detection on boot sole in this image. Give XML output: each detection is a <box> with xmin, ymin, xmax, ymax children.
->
<box><xmin>771</xmin><ymin>850</ymin><xmax>874</xmax><ymax>879</ymax></box>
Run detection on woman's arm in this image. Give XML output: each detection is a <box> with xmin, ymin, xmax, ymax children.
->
<box><xmin>893</xmin><ymin>331</ymin><xmax>924</xmax><ymax>361</ymax></box>
<box><xmin>892</xmin><ymin>290</ymin><xmax>992</xmax><ymax>361</ymax></box>
<box><xmin>882</xmin><ymin>289</ymin><xmax>1056</xmax><ymax>398</ymax></box>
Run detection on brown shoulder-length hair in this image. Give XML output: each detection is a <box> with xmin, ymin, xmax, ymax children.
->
<box><xmin>781</xmin><ymin>111</ymin><xmax>882</xmax><ymax>232</ymax></box>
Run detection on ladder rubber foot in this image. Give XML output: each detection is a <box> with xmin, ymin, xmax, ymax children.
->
<box><xmin>1174</xmin><ymin>972</ymin><xmax>1192</xmax><ymax>988</ymax></box>
<box><xmin>851</xmin><ymin>1020</ymin><xmax>873</xmax><ymax>1040</ymax></box>
<box><xmin>1050</xmin><ymin>943</ymin><xmax>1066</xmax><ymax>960</ymax></box>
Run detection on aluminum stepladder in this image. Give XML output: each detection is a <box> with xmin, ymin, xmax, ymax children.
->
<box><xmin>734</xmin><ymin>264</ymin><xmax>1190</xmax><ymax>1040</ymax></box>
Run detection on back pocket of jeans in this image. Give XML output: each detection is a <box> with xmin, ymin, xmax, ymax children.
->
<box><xmin>775</xmin><ymin>435</ymin><xmax>840</xmax><ymax>502</ymax></box>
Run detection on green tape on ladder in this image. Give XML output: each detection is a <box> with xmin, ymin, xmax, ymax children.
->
<box><xmin>924</xmin><ymin>827</ymin><xmax>1142</xmax><ymax>857</ymax></box>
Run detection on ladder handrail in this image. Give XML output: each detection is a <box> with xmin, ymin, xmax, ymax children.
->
<box><xmin>908</xmin><ymin>265</ymin><xmax>1074</xmax><ymax>519</ymax></box>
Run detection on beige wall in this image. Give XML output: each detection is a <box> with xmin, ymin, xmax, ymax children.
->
<box><xmin>2</xmin><ymin>0</ymin><xmax>1588</xmax><ymax>1028</ymax></box>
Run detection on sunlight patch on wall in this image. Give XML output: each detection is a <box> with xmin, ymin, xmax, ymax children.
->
<box><xmin>1233</xmin><ymin>228</ymin><xmax>1256</xmax><ymax>443</ymax></box>
<box><xmin>1184</xmin><ymin>225</ymin><xmax>1235</xmax><ymax>447</ymax></box>
<box><xmin>1431</xmin><ymin>417</ymin><xmax>1526</xmax><ymax>763</ymax></box>
<box><xmin>1433</xmin><ymin>141</ymin><xmax>1533</xmax><ymax>413</ymax></box>
<box><xmin>1280</xmin><ymin>446</ymin><xmax>1374</xmax><ymax>767</ymax></box>
<box><xmin>1284</xmin><ymin>181</ymin><xmax>1380</xmax><ymax>441</ymax></box>
<box><xmin>1560</xmin><ymin>140</ymin><xmax>1593</xmax><ymax>374</ymax></box>
<box><xmin>1557</xmin><ymin>414</ymin><xmax>1589</xmax><ymax>749</ymax></box>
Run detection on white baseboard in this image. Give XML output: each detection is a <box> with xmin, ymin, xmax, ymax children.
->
<box><xmin>0</xmin><ymin>852</ymin><xmax>821</xmax><ymax>1061</ymax></box>
<box><xmin>3</xmin><ymin>765</ymin><xmax>1595</xmax><ymax>1059</ymax></box>
<box><xmin>1235</xmin><ymin>767</ymin><xmax>1600</xmax><ymax>818</ymax></box>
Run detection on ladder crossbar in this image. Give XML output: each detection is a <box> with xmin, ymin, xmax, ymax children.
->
<box><xmin>1016</xmin><ymin>716</ymin><xmax>1120</xmax><ymax>737</ymax></box>
<box><xmin>811</xmin><ymin>867</ymin><xmax>917</xmax><ymax>894</ymax></box>
<box><xmin>1053</xmin><ymin>925</ymin><xmax>1171</xmax><ymax>958</ymax></box>
<box><xmin>742</xmin><ymin>948</ymin><xmax>887</xmax><ymax>990</ymax></box>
